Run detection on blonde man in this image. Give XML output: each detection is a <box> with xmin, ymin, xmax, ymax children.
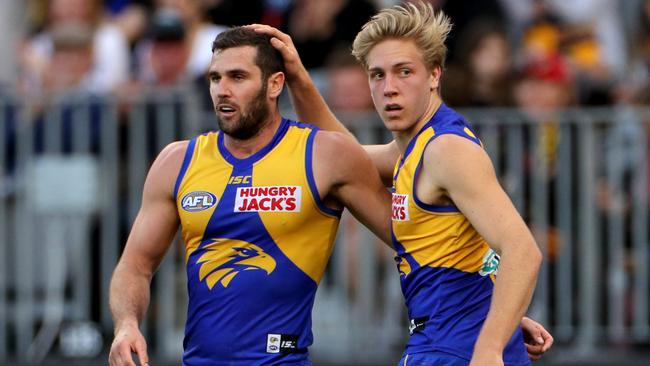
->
<box><xmin>251</xmin><ymin>2</ymin><xmax>550</xmax><ymax>366</ymax></box>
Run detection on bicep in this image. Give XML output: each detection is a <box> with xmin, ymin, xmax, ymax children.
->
<box><xmin>313</xmin><ymin>132</ymin><xmax>391</xmax><ymax>244</ymax></box>
<box><xmin>428</xmin><ymin>138</ymin><xmax>530</xmax><ymax>252</ymax></box>
<box><xmin>334</xmin><ymin>143</ymin><xmax>392</xmax><ymax>244</ymax></box>
<box><xmin>450</xmin><ymin>175</ymin><xmax>527</xmax><ymax>252</ymax></box>
<box><xmin>118</xmin><ymin>143</ymin><xmax>185</xmax><ymax>275</ymax></box>
<box><xmin>121</xmin><ymin>188</ymin><xmax>179</xmax><ymax>275</ymax></box>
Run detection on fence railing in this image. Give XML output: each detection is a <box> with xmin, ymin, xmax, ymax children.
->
<box><xmin>0</xmin><ymin>93</ymin><xmax>648</xmax><ymax>364</ymax></box>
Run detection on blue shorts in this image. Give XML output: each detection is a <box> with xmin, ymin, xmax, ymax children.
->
<box><xmin>397</xmin><ymin>352</ymin><xmax>468</xmax><ymax>366</ymax></box>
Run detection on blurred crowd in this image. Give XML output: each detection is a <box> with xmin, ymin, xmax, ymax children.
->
<box><xmin>0</xmin><ymin>0</ymin><xmax>648</xmax><ymax>113</ymax></box>
<box><xmin>0</xmin><ymin>3</ymin><xmax>648</xmax><ymax>360</ymax></box>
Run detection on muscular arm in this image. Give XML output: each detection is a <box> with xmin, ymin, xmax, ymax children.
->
<box><xmin>248</xmin><ymin>24</ymin><xmax>353</xmax><ymax>136</ymax></box>
<box><xmin>108</xmin><ymin>141</ymin><xmax>186</xmax><ymax>366</ymax></box>
<box><xmin>312</xmin><ymin>131</ymin><xmax>391</xmax><ymax>245</ymax></box>
<box><xmin>423</xmin><ymin>135</ymin><xmax>542</xmax><ymax>364</ymax></box>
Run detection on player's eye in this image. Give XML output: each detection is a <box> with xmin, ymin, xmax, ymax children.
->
<box><xmin>399</xmin><ymin>68</ymin><xmax>412</xmax><ymax>77</ymax></box>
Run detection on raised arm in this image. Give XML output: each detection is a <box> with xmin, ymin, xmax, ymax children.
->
<box><xmin>108</xmin><ymin>141</ymin><xmax>186</xmax><ymax>366</ymax></box>
<box><xmin>248</xmin><ymin>24</ymin><xmax>352</xmax><ymax>136</ymax></box>
<box><xmin>422</xmin><ymin>135</ymin><xmax>542</xmax><ymax>365</ymax></box>
<box><xmin>312</xmin><ymin>130</ymin><xmax>391</xmax><ymax>245</ymax></box>
<box><xmin>248</xmin><ymin>24</ymin><xmax>399</xmax><ymax>184</ymax></box>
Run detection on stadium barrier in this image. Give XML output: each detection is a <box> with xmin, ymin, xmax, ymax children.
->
<box><xmin>0</xmin><ymin>93</ymin><xmax>648</xmax><ymax>364</ymax></box>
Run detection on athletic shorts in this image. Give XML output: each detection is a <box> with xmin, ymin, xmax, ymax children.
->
<box><xmin>396</xmin><ymin>351</ymin><xmax>468</xmax><ymax>366</ymax></box>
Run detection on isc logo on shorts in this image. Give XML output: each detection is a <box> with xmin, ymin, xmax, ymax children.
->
<box><xmin>235</xmin><ymin>186</ymin><xmax>301</xmax><ymax>212</ymax></box>
<box><xmin>392</xmin><ymin>193</ymin><xmax>409</xmax><ymax>221</ymax></box>
<box><xmin>181</xmin><ymin>191</ymin><xmax>217</xmax><ymax>212</ymax></box>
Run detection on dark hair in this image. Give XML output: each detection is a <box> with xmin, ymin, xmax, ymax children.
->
<box><xmin>211</xmin><ymin>27</ymin><xmax>285</xmax><ymax>80</ymax></box>
<box><xmin>148</xmin><ymin>9</ymin><xmax>185</xmax><ymax>42</ymax></box>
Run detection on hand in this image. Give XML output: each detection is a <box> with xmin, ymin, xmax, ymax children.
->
<box><xmin>469</xmin><ymin>348</ymin><xmax>504</xmax><ymax>366</ymax></box>
<box><xmin>245</xmin><ymin>24</ymin><xmax>308</xmax><ymax>82</ymax></box>
<box><xmin>521</xmin><ymin>316</ymin><xmax>554</xmax><ymax>361</ymax></box>
<box><xmin>109</xmin><ymin>323</ymin><xmax>149</xmax><ymax>366</ymax></box>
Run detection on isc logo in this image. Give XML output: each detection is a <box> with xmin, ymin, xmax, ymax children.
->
<box><xmin>181</xmin><ymin>191</ymin><xmax>217</xmax><ymax>212</ymax></box>
<box><xmin>229</xmin><ymin>175</ymin><xmax>251</xmax><ymax>184</ymax></box>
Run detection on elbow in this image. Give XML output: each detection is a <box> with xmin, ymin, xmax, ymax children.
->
<box><xmin>505</xmin><ymin>237</ymin><xmax>542</xmax><ymax>276</ymax></box>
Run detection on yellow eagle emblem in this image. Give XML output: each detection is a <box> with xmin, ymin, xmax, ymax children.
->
<box><xmin>197</xmin><ymin>239</ymin><xmax>276</xmax><ymax>289</ymax></box>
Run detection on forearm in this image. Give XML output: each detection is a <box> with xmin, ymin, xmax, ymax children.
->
<box><xmin>109</xmin><ymin>264</ymin><xmax>152</xmax><ymax>333</ymax></box>
<box><xmin>287</xmin><ymin>69</ymin><xmax>354</xmax><ymax>137</ymax></box>
<box><xmin>474</xmin><ymin>242</ymin><xmax>541</xmax><ymax>354</ymax></box>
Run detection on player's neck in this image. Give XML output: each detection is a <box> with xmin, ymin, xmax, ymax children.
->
<box><xmin>394</xmin><ymin>95</ymin><xmax>441</xmax><ymax>153</ymax></box>
<box><xmin>223</xmin><ymin>111</ymin><xmax>283</xmax><ymax>159</ymax></box>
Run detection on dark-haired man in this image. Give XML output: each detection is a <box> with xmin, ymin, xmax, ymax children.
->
<box><xmin>108</xmin><ymin>27</ymin><xmax>391</xmax><ymax>366</ymax></box>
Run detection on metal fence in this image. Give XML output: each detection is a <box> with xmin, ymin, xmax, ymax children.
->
<box><xmin>0</xmin><ymin>93</ymin><xmax>648</xmax><ymax>365</ymax></box>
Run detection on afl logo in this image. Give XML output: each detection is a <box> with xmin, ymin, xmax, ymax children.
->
<box><xmin>181</xmin><ymin>191</ymin><xmax>217</xmax><ymax>212</ymax></box>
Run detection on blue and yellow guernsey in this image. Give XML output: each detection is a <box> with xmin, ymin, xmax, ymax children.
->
<box><xmin>392</xmin><ymin>104</ymin><xmax>530</xmax><ymax>365</ymax></box>
<box><xmin>174</xmin><ymin>118</ymin><xmax>341</xmax><ymax>366</ymax></box>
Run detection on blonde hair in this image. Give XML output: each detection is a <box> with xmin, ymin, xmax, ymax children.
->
<box><xmin>352</xmin><ymin>2</ymin><xmax>452</xmax><ymax>70</ymax></box>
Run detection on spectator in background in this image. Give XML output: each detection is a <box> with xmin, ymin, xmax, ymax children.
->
<box><xmin>514</xmin><ymin>54</ymin><xmax>574</xmax><ymax>131</ymax></box>
<box><xmin>283</xmin><ymin>0</ymin><xmax>377</xmax><ymax>69</ymax></box>
<box><xmin>617</xmin><ymin>0</ymin><xmax>650</xmax><ymax>105</ymax></box>
<box><xmin>41</xmin><ymin>23</ymin><xmax>96</xmax><ymax>95</ymax></box>
<box><xmin>20</xmin><ymin>0</ymin><xmax>130</xmax><ymax>95</ymax></box>
<box><xmin>154</xmin><ymin>0</ymin><xmax>227</xmax><ymax>81</ymax></box>
<box><xmin>112</xmin><ymin>4</ymin><xmax>149</xmax><ymax>47</ymax></box>
<box><xmin>0</xmin><ymin>1</ymin><xmax>25</xmax><ymax>90</ymax></box>
<box><xmin>513</xmin><ymin>54</ymin><xmax>575</xmax><ymax>264</ymax></box>
<box><xmin>407</xmin><ymin>0</ymin><xmax>506</xmax><ymax>64</ymax></box>
<box><xmin>507</xmin><ymin>0</ymin><xmax>624</xmax><ymax>105</ymax></box>
<box><xmin>324</xmin><ymin>47</ymin><xmax>375</xmax><ymax>116</ymax></box>
<box><xmin>123</xmin><ymin>0</ymin><xmax>228</xmax><ymax>91</ymax></box>
<box><xmin>133</xmin><ymin>9</ymin><xmax>191</xmax><ymax>88</ymax></box>
<box><xmin>442</xmin><ymin>21</ymin><xmax>515</xmax><ymax>107</ymax></box>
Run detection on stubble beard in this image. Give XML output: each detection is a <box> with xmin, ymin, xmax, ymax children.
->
<box><xmin>217</xmin><ymin>82</ymin><xmax>270</xmax><ymax>140</ymax></box>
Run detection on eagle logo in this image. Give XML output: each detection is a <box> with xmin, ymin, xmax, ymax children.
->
<box><xmin>196</xmin><ymin>239</ymin><xmax>276</xmax><ymax>289</ymax></box>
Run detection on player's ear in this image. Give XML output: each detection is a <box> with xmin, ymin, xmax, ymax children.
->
<box><xmin>429</xmin><ymin>65</ymin><xmax>442</xmax><ymax>91</ymax></box>
<box><xmin>268</xmin><ymin>71</ymin><xmax>285</xmax><ymax>99</ymax></box>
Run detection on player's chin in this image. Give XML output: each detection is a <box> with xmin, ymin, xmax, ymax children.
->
<box><xmin>382</xmin><ymin>118</ymin><xmax>408</xmax><ymax>132</ymax></box>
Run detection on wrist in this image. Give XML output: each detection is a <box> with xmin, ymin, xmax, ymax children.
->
<box><xmin>474</xmin><ymin>335</ymin><xmax>506</xmax><ymax>355</ymax></box>
<box><xmin>114</xmin><ymin>318</ymin><xmax>139</xmax><ymax>335</ymax></box>
<box><xmin>287</xmin><ymin>67</ymin><xmax>311</xmax><ymax>85</ymax></box>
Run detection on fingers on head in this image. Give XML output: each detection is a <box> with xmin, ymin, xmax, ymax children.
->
<box><xmin>270</xmin><ymin>38</ymin><xmax>284</xmax><ymax>47</ymax></box>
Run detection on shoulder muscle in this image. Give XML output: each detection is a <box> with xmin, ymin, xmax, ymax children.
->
<box><xmin>143</xmin><ymin>140</ymin><xmax>189</xmax><ymax>202</ymax></box>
